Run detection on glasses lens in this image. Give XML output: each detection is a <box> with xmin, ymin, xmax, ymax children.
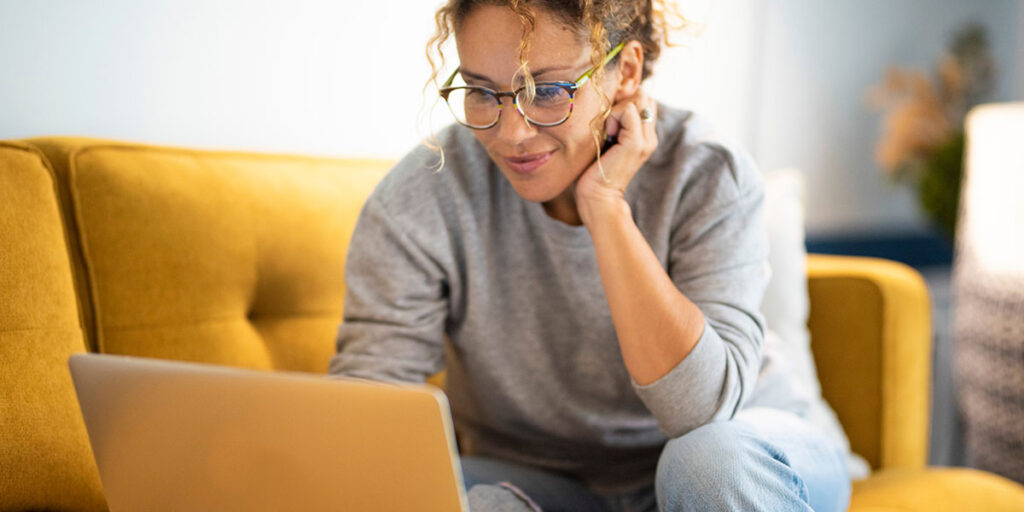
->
<box><xmin>444</xmin><ymin>87</ymin><xmax>498</xmax><ymax>128</ymax></box>
<box><xmin>518</xmin><ymin>84</ymin><xmax>572</xmax><ymax>125</ymax></box>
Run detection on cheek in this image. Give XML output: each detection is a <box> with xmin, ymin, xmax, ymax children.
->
<box><xmin>571</xmin><ymin>83</ymin><xmax>614</xmax><ymax>137</ymax></box>
<box><xmin>556</xmin><ymin>120</ymin><xmax>600</xmax><ymax>159</ymax></box>
<box><xmin>565</xmin><ymin>99</ymin><xmax>608</xmax><ymax>150</ymax></box>
<box><xmin>472</xmin><ymin>130</ymin><xmax>498</xmax><ymax>154</ymax></box>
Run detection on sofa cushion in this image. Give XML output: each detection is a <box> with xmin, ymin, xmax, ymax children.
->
<box><xmin>0</xmin><ymin>142</ymin><xmax>106</xmax><ymax>511</ymax></box>
<box><xmin>850</xmin><ymin>467</ymin><xmax>1024</xmax><ymax>511</ymax></box>
<box><xmin>28</xmin><ymin>138</ymin><xmax>391</xmax><ymax>373</ymax></box>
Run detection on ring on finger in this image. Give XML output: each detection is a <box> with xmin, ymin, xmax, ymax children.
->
<box><xmin>639</xmin><ymin>108</ymin><xmax>655</xmax><ymax>123</ymax></box>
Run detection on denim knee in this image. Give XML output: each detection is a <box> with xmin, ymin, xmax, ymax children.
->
<box><xmin>654</xmin><ymin>420</ymin><xmax>810</xmax><ymax>511</ymax></box>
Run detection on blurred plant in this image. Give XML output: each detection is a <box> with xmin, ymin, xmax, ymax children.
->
<box><xmin>868</xmin><ymin>23</ymin><xmax>996</xmax><ymax>240</ymax></box>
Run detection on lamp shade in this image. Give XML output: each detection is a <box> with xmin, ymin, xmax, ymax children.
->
<box><xmin>952</xmin><ymin>102</ymin><xmax>1024</xmax><ymax>484</ymax></box>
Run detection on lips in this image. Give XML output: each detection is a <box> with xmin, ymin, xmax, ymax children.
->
<box><xmin>504</xmin><ymin>150</ymin><xmax>555</xmax><ymax>175</ymax></box>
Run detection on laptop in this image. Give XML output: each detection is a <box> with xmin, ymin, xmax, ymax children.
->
<box><xmin>68</xmin><ymin>353</ymin><xmax>469</xmax><ymax>512</ymax></box>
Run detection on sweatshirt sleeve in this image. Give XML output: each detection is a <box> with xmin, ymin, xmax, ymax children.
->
<box><xmin>631</xmin><ymin>144</ymin><xmax>770</xmax><ymax>438</ymax></box>
<box><xmin>327</xmin><ymin>192</ymin><xmax>449</xmax><ymax>384</ymax></box>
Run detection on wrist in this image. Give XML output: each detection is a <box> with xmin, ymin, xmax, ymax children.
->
<box><xmin>579</xmin><ymin>194</ymin><xmax>631</xmax><ymax>227</ymax></box>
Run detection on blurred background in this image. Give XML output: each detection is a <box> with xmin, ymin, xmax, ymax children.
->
<box><xmin>2</xmin><ymin>0</ymin><xmax>1022</xmax><ymax>475</ymax></box>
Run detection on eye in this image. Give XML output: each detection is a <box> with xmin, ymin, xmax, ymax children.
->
<box><xmin>464</xmin><ymin>88</ymin><xmax>494</xmax><ymax>106</ymax></box>
<box><xmin>534</xmin><ymin>85</ymin><xmax>563</xmax><ymax>101</ymax></box>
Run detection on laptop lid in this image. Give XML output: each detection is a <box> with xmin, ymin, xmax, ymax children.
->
<box><xmin>68</xmin><ymin>353</ymin><xmax>468</xmax><ymax>512</ymax></box>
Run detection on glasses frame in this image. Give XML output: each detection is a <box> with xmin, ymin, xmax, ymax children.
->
<box><xmin>439</xmin><ymin>41</ymin><xmax>626</xmax><ymax>130</ymax></box>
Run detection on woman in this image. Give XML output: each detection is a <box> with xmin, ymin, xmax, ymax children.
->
<box><xmin>329</xmin><ymin>0</ymin><xmax>852</xmax><ymax>510</ymax></box>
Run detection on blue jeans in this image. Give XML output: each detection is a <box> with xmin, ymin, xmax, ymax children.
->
<box><xmin>463</xmin><ymin>408</ymin><xmax>851</xmax><ymax>512</ymax></box>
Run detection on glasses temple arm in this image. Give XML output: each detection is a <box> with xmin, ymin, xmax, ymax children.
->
<box><xmin>574</xmin><ymin>41</ymin><xmax>626</xmax><ymax>87</ymax></box>
<box><xmin>441</xmin><ymin>67</ymin><xmax>460</xmax><ymax>89</ymax></box>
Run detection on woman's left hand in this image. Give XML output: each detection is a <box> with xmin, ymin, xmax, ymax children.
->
<box><xmin>575</xmin><ymin>90</ymin><xmax>658</xmax><ymax>224</ymax></box>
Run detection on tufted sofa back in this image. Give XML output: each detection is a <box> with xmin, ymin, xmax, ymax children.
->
<box><xmin>26</xmin><ymin>137</ymin><xmax>392</xmax><ymax>372</ymax></box>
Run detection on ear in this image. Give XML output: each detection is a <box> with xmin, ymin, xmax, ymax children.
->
<box><xmin>612</xmin><ymin>40</ymin><xmax>645</xmax><ymax>101</ymax></box>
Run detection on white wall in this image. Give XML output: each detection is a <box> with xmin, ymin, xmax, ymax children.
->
<box><xmin>753</xmin><ymin>0</ymin><xmax>1023</xmax><ymax>236</ymax></box>
<box><xmin>645</xmin><ymin>0</ymin><xmax>762</xmax><ymax>146</ymax></box>
<box><xmin>0</xmin><ymin>0</ymin><xmax>756</xmax><ymax>158</ymax></box>
<box><xmin>1</xmin><ymin>0</ymin><xmax>1020</xmax><ymax>236</ymax></box>
<box><xmin>0</xmin><ymin>0</ymin><xmax>445</xmax><ymax>158</ymax></box>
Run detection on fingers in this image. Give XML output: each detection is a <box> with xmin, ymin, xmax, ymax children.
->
<box><xmin>604</xmin><ymin>111</ymin><xmax>621</xmax><ymax>140</ymax></box>
<box><xmin>637</xmin><ymin>98</ymin><xmax>658</xmax><ymax>158</ymax></box>
<box><xmin>604</xmin><ymin>91</ymin><xmax>657</xmax><ymax>159</ymax></box>
<box><xmin>577</xmin><ymin>92</ymin><xmax>658</xmax><ymax>201</ymax></box>
<box><xmin>616</xmin><ymin>103</ymin><xmax>643</xmax><ymax>147</ymax></box>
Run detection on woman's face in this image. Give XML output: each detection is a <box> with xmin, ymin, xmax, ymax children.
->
<box><xmin>454</xmin><ymin>5</ymin><xmax>617</xmax><ymax>205</ymax></box>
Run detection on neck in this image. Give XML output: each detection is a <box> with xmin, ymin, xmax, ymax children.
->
<box><xmin>542</xmin><ymin>186</ymin><xmax>582</xmax><ymax>226</ymax></box>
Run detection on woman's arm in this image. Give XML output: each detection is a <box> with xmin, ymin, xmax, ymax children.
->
<box><xmin>329</xmin><ymin>191</ymin><xmax>449</xmax><ymax>384</ymax></box>
<box><xmin>576</xmin><ymin>97</ymin><xmax>768</xmax><ymax>438</ymax></box>
<box><xmin>577</xmin><ymin>98</ymin><xmax>706</xmax><ymax>387</ymax></box>
<box><xmin>584</xmin><ymin>198</ymin><xmax>706</xmax><ymax>386</ymax></box>
<box><xmin>583</xmin><ymin>171</ymin><xmax>769</xmax><ymax>439</ymax></box>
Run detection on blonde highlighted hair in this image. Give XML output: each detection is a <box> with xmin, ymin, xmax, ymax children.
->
<box><xmin>423</xmin><ymin>0</ymin><xmax>686</xmax><ymax>172</ymax></box>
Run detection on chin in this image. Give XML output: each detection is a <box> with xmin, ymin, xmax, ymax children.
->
<box><xmin>498</xmin><ymin>171</ymin><xmax>565</xmax><ymax>203</ymax></box>
<box><xmin>506</xmin><ymin>181</ymin><xmax>562</xmax><ymax>204</ymax></box>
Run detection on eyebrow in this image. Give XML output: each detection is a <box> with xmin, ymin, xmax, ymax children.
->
<box><xmin>459</xmin><ymin>65</ymin><xmax>577</xmax><ymax>84</ymax></box>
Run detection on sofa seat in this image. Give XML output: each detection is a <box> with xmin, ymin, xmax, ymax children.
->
<box><xmin>850</xmin><ymin>467</ymin><xmax>1024</xmax><ymax>511</ymax></box>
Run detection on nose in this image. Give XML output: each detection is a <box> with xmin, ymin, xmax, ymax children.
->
<box><xmin>494</xmin><ymin>95</ymin><xmax>536</xmax><ymax>143</ymax></box>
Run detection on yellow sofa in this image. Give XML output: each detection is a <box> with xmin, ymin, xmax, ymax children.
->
<box><xmin>2</xmin><ymin>137</ymin><xmax>1022</xmax><ymax>511</ymax></box>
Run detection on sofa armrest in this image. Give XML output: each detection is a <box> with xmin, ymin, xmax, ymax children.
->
<box><xmin>807</xmin><ymin>253</ymin><xmax>932</xmax><ymax>471</ymax></box>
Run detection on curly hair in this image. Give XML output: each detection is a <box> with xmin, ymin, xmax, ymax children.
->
<box><xmin>423</xmin><ymin>0</ymin><xmax>687</xmax><ymax>171</ymax></box>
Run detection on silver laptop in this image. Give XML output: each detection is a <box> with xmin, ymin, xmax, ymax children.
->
<box><xmin>68</xmin><ymin>353</ymin><xmax>469</xmax><ymax>512</ymax></box>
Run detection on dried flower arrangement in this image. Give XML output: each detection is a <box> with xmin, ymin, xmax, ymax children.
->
<box><xmin>868</xmin><ymin>23</ymin><xmax>996</xmax><ymax>239</ymax></box>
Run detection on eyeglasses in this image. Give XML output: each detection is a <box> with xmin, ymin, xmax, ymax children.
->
<box><xmin>439</xmin><ymin>42</ymin><xmax>625</xmax><ymax>130</ymax></box>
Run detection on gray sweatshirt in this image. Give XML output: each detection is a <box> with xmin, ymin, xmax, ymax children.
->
<box><xmin>329</xmin><ymin>106</ymin><xmax>827</xmax><ymax>493</ymax></box>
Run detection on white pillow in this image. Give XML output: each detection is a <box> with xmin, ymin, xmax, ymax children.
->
<box><xmin>761</xmin><ymin>168</ymin><xmax>816</xmax><ymax>396</ymax></box>
<box><xmin>761</xmin><ymin>168</ymin><xmax>870</xmax><ymax>480</ymax></box>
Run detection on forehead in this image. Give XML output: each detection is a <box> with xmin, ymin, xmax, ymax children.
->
<box><xmin>454</xmin><ymin>5</ymin><xmax>589</xmax><ymax>83</ymax></box>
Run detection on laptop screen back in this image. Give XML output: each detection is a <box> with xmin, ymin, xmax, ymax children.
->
<box><xmin>68</xmin><ymin>353</ymin><xmax>468</xmax><ymax>512</ymax></box>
